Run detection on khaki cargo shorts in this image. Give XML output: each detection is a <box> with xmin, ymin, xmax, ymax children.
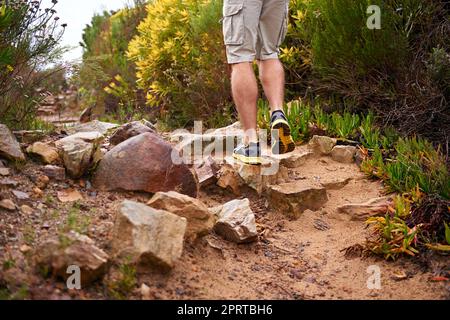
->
<box><xmin>222</xmin><ymin>0</ymin><xmax>290</xmax><ymax>64</ymax></box>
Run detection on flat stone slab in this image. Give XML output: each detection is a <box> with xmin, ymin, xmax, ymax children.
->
<box><xmin>337</xmin><ymin>196</ymin><xmax>393</xmax><ymax>221</ymax></box>
<box><xmin>267</xmin><ymin>181</ymin><xmax>329</xmax><ymax>219</ymax></box>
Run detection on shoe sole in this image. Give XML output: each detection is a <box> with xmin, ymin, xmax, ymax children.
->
<box><xmin>233</xmin><ymin>153</ymin><xmax>263</xmax><ymax>166</ymax></box>
<box><xmin>271</xmin><ymin>119</ymin><xmax>296</xmax><ymax>155</ymax></box>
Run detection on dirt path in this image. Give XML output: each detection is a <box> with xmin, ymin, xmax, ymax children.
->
<box><xmin>0</xmin><ymin>104</ymin><xmax>448</xmax><ymax>300</ymax></box>
<box><xmin>133</xmin><ymin>154</ymin><xmax>449</xmax><ymax>300</ymax></box>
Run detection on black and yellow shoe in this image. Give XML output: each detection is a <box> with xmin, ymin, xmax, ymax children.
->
<box><xmin>233</xmin><ymin>142</ymin><xmax>262</xmax><ymax>165</ymax></box>
<box><xmin>271</xmin><ymin>110</ymin><xmax>295</xmax><ymax>155</ymax></box>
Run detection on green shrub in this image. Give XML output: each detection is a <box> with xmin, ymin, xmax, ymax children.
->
<box><xmin>76</xmin><ymin>1</ymin><xmax>147</xmax><ymax>121</ymax></box>
<box><xmin>427</xmin><ymin>47</ymin><xmax>450</xmax><ymax>99</ymax></box>
<box><xmin>359</xmin><ymin>112</ymin><xmax>381</xmax><ymax>149</ymax></box>
<box><xmin>257</xmin><ymin>100</ymin><xmax>271</xmax><ymax>131</ymax></box>
<box><xmin>328</xmin><ymin>111</ymin><xmax>360</xmax><ymax>140</ymax></box>
<box><xmin>107</xmin><ymin>261</ymin><xmax>137</xmax><ymax>300</ymax></box>
<box><xmin>362</xmin><ymin>136</ymin><xmax>449</xmax><ymax>199</ymax></box>
<box><xmin>367</xmin><ymin>214</ymin><xmax>420</xmax><ymax>260</ymax></box>
<box><xmin>286</xmin><ymin>0</ymin><xmax>450</xmax><ymax>143</ymax></box>
<box><xmin>0</xmin><ymin>0</ymin><xmax>66</xmax><ymax>129</ymax></box>
<box><xmin>128</xmin><ymin>0</ymin><xmax>233</xmax><ymax>129</ymax></box>
<box><xmin>386</xmin><ymin>137</ymin><xmax>449</xmax><ymax>198</ymax></box>
<box><xmin>284</xmin><ymin>100</ymin><xmax>312</xmax><ymax>143</ymax></box>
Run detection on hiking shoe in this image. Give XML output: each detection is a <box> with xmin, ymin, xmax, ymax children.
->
<box><xmin>271</xmin><ymin>110</ymin><xmax>295</xmax><ymax>155</ymax></box>
<box><xmin>233</xmin><ymin>142</ymin><xmax>262</xmax><ymax>165</ymax></box>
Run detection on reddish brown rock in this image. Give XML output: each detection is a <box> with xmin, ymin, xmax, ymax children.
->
<box><xmin>109</xmin><ymin>121</ymin><xmax>155</xmax><ymax>146</ymax></box>
<box><xmin>34</xmin><ymin>232</ymin><xmax>109</xmax><ymax>286</ymax></box>
<box><xmin>93</xmin><ymin>133</ymin><xmax>198</xmax><ymax>197</ymax></box>
<box><xmin>42</xmin><ymin>165</ymin><xmax>66</xmax><ymax>181</ymax></box>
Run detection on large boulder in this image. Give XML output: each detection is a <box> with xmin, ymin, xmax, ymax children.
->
<box><xmin>0</xmin><ymin>124</ymin><xmax>26</xmax><ymax>161</ymax></box>
<box><xmin>109</xmin><ymin>121</ymin><xmax>155</xmax><ymax>146</ymax></box>
<box><xmin>112</xmin><ymin>200</ymin><xmax>187</xmax><ymax>271</ymax></box>
<box><xmin>267</xmin><ymin>181</ymin><xmax>329</xmax><ymax>219</ymax></box>
<box><xmin>213</xmin><ymin>199</ymin><xmax>258</xmax><ymax>244</ymax></box>
<box><xmin>34</xmin><ymin>232</ymin><xmax>109</xmax><ymax>286</ymax></box>
<box><xmin>147</xmin><ymin>191</ymin><xmax>214</xmax><ymax>240</ymax></box>
<box><xmin>93</xmin><ymin>133</ymin><xmax>198</xmax><ymax>197</ymax></box>
<box><xmin>55</xmin><ymin>132</ymin><xmax>104</xmax><ymax>178</ymax></box>
<box><xmin>27</xmin><ymin>142</ymin><xmax>60</xmax><ymax>164</ymax></box>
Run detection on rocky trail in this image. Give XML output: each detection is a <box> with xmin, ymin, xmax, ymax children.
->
<box><xmin>0</xmin><ymin>98</ymin><xmax>448</xmax><ymax>300</ymax></box>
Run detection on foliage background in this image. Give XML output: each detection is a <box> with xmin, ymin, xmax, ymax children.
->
<box><xmin>0</xmin><ymin>0</ymin><xmax>66</xmax><ymax>129</ymax></box>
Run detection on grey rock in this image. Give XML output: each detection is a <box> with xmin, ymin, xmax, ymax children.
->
<box><xmin>69</xmin><ymin>120</ymin><xmax>118</xmax><ymax>136</ymax></box>
<box><xmin>112</xmin><ymin>200</ymin><xmax>187</xmax><ymax>271</ymax></box>
<box><xmin>0</xmin><ymin>124</ymin><xmax>26</xmax><ymax>161</ymax></box>
<box><xmin>309</xmin><ymin>136</ymin><xmax>337</xmax><ymax>155</ymax></box>
<box><xmin>55</xmin><ymin>132</ymin><xmax>104</xmax><ymax>178</ymax></box>
<box><xmin>213</xmin><ymin>199</ymin><xmax>258</xmax><ymax>244</ymax></box>
<box><xmin>331</xmin><ymin>146</ymin><xmax>357</xmax><ymax>164</ymax></box>
<box><xmin>147</xmin><ymin>191</ymin><xmax>214</xmax><ymax>240</ymax></box>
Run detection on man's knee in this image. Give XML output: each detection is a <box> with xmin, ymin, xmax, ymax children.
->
<box><xmin>259</xmin><ymin>59</ymin><xmax>283</xmax><ymax>81</ymax></box>
<box><xmin>230</xmin><ymin>61</ymin><xmax>254</xmax><ymax>75</ymax></box>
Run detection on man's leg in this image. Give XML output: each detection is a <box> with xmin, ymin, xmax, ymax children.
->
<box><xmin>231</xmin><ymin>62</ymin><xmax>259</xmax><ymax>145</ymax></box>
<box><xmin>222</xmin><ymin>0</ymin><xmax>263</xmax><ymax>164</ymax></box>
<box><xmin>260</xmin><ymin>59</ymin><xmax>295</xmax><ymax>155</ymax></box>
<box><xmin>257</xmin><ymin>0</ymin><xmax>295</xmax><ymax>155</ymax></box>
<box><xmin>258</xmin><ymin>58</ymin><xmax>286</xmax><ymax>113</ymax></box>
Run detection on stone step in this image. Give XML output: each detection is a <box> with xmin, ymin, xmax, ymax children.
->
<box><xmin>221</xmin><ymin>156</ymin><xmax>289</xmax><ymax>195</ymax></box>
<box><xmin>266</xmin><ymin>180</ymin><xmax>329</xmax><ymax>219</ymax></box>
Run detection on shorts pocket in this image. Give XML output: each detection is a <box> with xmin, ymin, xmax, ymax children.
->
<box><xmin>222</xmin><ymin>3</ymin><xmax>244</xmax><ymax>45</ymax></box>
<box><xmin>277</xmin><ymin>2</ymin><xmax>289</xmax><ymax>47</ymax></box>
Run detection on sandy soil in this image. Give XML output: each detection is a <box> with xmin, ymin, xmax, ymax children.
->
<box><xmin>1</xmin><ymin>147</ymin><xmax>448</xmax><ymax>300</ymax></box>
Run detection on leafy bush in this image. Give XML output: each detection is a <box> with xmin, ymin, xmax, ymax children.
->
<box><xmin>128</xmin><ymin>0</ymin><xmax>233</xmax><ymax>129</ymax></box>
<box><xmin>284</xmin><ymin>100</ymin><xmax>312</xmax><ymax>143</ymax></box>
<box><xmin>328</xmin><ymin>112</ymin><xmax>360</xmax><ymax>140</ymax></box>
<box><xmin>0</xmin><ymin>0</ymin><xmax>66</xmax><ymax>129</ymax></box>
<box><xmin>76</xmin><ymin>1</ymin><xmax>147</xmax><ymax>121</ymax></box>
<box><xmin>362</xmin><ymin>137</ymin><xmax>450</xmax><ymax>199</ymax></box>
<box><xmin>366</xmin><ymin>214</ymin><xmax>421</xmax><ymax>260</ymax></box>
<box><xmin>280</xmin><ymin>0</ymin><xmax>314</xmax><ymax>99</ymax></box>
<box><xmin>37</xmin><ymin>64</ymin><xmax>69</xmax><ymax>95</ymax></box>
<box><xmin>286</xmin><ymin>0</ymin><xmax>450</xmax><ymax>143</ymax></box>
